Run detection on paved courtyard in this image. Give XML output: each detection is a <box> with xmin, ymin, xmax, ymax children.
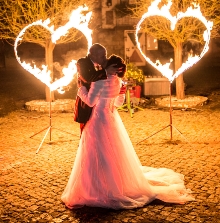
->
<box><xmin>0</xmin><ymin>106</ymin><xmax>220</xmax><ymax>223</ymax></box>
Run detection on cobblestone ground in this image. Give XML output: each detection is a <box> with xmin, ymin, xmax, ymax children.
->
<box><xmin>0</xmin><ymin>107</ymin><xmax>220</xmax><ymax>223</ymax></box>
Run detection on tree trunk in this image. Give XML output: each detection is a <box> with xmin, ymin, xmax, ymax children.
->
<box><xmin>45</xmin><ymin>40</ymin><xmax>55</xmax><ymax>102</ymax></box>
<box><xmin>174</xmin><ymin>42</ymin><xmax>185</xmax><ymax>99</ymax></box>
<box><xmin>0</xmin><ymin>41</ymin><xmax>6</xmax><ymax>68</ymax></box>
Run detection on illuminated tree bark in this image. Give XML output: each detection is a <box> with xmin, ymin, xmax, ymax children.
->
<box><xmin>174</xmin><ymin>42</ymin><xmax>185</xmax><ymax>99</ymax></box>
<box><xmin>0</xmin><ymin>40</ymin><xmax>5</xmax><ymax>68</ymax></box>
<box><xmin>45</xmin><ymin>40</ymin><xmax>55</xmax><ymax>101</ymax></box>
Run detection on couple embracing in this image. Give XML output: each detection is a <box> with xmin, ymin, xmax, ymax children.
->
<box><xmin>61</xmin><ymin>43</ymin><xmax>194</xmax><ymax>210</ymax></box>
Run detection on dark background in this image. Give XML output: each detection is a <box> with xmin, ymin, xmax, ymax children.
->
<box><xmin>0</xmin><ymin>42</ymin><xmax>220</xmax><ymax>117</ymax></box>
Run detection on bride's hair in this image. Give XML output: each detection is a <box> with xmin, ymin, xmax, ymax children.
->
<box><xmin>106</xmin><ymin>54</ymin><xmax>126</xmax><ymax>78</ymax></box>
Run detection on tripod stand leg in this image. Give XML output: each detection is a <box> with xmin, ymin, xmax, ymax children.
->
<box><xmin>171</xmin><ymin>124</ymin><xmax>193</xmax><ymax>147</ymax></box>
<box><xmin>136</xmin><ymin>124</ymin><xmax>170</xmax><ymax>145</ymax></box>
<box><xmin>30</xmin><ymin>126</ymin><xmax>50</xmax><ymax>138</ymax></box>
<box><xmin>126</xmin><ymin>88</ymin><xmax>134</xmax><ymax>118</ymax></box>
<box><xmin>136</xmin><ymin>83</ymin><xmax>193</xmax><ymax>145</ymax></box>
<box><xmin>36</xmin><ymin>126</ymin><xmax>51</xmax><ymax>154</ymax></box>
<box><xmin>133</xmin><ymin>105</ymin><xmax>144</xmax><ymax>111</ymax></box>
<box><xmin>117</xmin><ymin>104</ymin><xmax>128</xmax><ymax>112</ymax></box>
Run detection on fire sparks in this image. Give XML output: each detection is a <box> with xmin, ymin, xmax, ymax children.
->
<box><xmin>14</xmin><ymin>5</ymin><xmax>92</xmax><ymax>92</ymax></box>
<box><xmin>135</xmin><ymin>0</ymin><xmax>213</xmax><ymax>82</ymax></box>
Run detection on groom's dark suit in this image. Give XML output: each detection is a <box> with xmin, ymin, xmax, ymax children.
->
<box><xmin>74</xmin><ymin>56</ymin><xmax>107</xmax><ymax>124</ymax></box>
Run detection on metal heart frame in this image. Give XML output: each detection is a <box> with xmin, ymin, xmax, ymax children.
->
<box><xmin>135</xmin><ymin>0</ymin><xmax>213</xmax><ymax>83</ymax></box>
<box><xmin>14</xmin><ymin>6</ymin><xmax>92</xmax><ymax>92</ymax></box>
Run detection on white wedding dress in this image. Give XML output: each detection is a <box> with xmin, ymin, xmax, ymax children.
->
<box><xmin>61</xmin><ymin>75</ymin><xmax>194</xmax><ymax>209</ymax></box>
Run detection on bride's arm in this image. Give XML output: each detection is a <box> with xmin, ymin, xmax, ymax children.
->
<box><xmin>114</xmin><ymin>93</ymin><xmax>125</xmax><ymax>107</ymax></box>
<box><xmin>77</xmin><ymin>81</ymin><xmax>104</xmax><ymax>107</ymax></box>
<box><xmin>114</xmin><ymin>82</ymin><xmax>126</xmax><ymax>107</ymax></box>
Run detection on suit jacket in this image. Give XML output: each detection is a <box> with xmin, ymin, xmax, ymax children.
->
<box><xmin>74</xmin><ymin>56</ymin><xmax>107</xmax><ymax>123</ymax></box>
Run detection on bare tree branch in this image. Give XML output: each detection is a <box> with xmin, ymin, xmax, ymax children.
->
<box><xmin>0</xmin><ymin>0</ymin><xmax>95</xmax><ymax>46</ymax></box>
<box><xmin>130</xmin><ymin>0</ymin><xmax>220</xmax><ymax>42</ymax></box>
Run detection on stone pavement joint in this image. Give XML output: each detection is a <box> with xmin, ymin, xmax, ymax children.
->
<box><xmin>0</xmin><ymin>108</ymin><xmax>220</xmax><ymax>223</ymax></box>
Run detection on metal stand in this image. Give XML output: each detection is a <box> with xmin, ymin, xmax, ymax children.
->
<box><xmin>137</xmin><ymin>82</ymin><xmax>190</xmax><ymax>145</ymax></box>
<box><xmin>117</xmin><ymin>86</ymin><xmax>144</xmax><ymax>118</ymax></box>
<box><xmin>30</xmin><ymin>90</ymin><xmax>78</xmax><ymax>154</ymax></box>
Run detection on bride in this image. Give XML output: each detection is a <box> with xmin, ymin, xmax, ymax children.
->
<box><xmin>61</xmin><ymin>55</ymin><xmax>194</xmax><ymax>210</ymax></box>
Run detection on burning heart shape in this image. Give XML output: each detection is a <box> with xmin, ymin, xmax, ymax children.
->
<box><xmin>135</xmin><ymin>0</ymin><xmax>213</xmax><ymax>82</ymax></box>
<box><xmin>14</xmin><ymin>6</ymin><xmax>92</xmax><ymax>92</ymax></box>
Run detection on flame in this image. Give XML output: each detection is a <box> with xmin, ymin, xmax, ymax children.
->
<box><xmin>51</xmin><ymin>60</ymin><xmax>77</xmax><ymax>93</ymax></box>
<box><xmin>52</xmin><ymin>5</ymin><xmax>92</xmax><ymax>49</ymax></box>
<box><xmin>14</xmin><ymin>5</ymin><xmax>92</xmax><ymax>92</ymax></box>
<box><xmin>135</xmin><ymin>0</ymin><xmax>213</xmax><ymax>82</ymax></box>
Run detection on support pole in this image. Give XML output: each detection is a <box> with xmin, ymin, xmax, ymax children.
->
<box><xmin>169</xmin><ymin>82</ymin><xmax>173</xmax><ymax>140</ymax></box>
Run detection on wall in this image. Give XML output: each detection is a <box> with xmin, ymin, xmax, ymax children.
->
<box><xmin>92</xmin><ymin>26</ymin><xmax>133</xmax><ymax>58</ymax></box>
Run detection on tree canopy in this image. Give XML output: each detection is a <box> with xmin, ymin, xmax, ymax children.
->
<box><xmin>130</xmin><ymin>0</ymin><xmax>220</xmax><ymax>48</ymax></box>
<box><xmin>0</xmin><ymin>0</ymin><xmax>94</xmax><ymax>47</ymax></box>
<box><xmin>128</xmin><ymin>0</ymin><xmax>220</xmax><ymax>99</ymax></box>
<box><xmin>0</xmin><ymin>0</ymin><xmax>96</xmax><ymax>101</ymax></box>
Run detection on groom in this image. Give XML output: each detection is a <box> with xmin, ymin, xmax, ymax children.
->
<box><xmin>74</xmin><ymin>43</ymin><xmax>126</xmax><ymax>133</ymax></box>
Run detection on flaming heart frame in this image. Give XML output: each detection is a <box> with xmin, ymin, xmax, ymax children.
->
<box><xmin>135</xmin><ymin>0</ymin><xmax>213</xmax><ymax>83</ymax></box>
<box><xmin>14</xmin><ymin>5</ymin><xmax>92</xmax><ymax>93</ymax></box>
<box><xmin>136</xmin><ymin>0</ymin><xmax>213</xmax><ymax>143</ymax></box>
<box><xmin>14</xmin><ymin>5</ymin><xmax>92</xmax><ymax>153</ymax></box>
